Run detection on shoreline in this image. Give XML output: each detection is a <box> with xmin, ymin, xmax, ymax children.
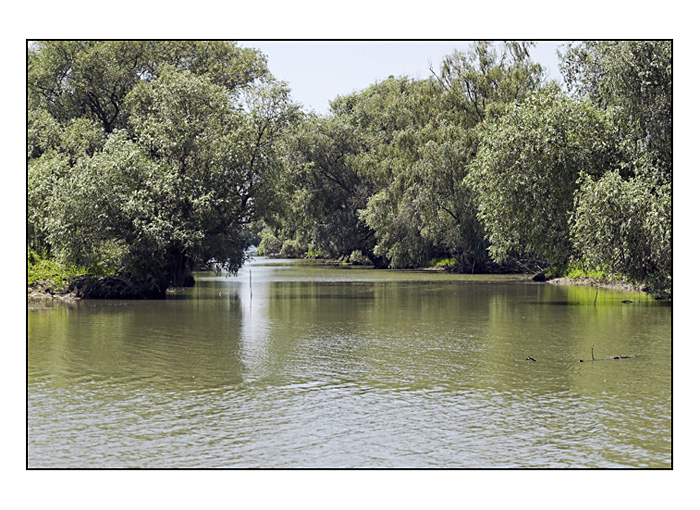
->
<box><xmin>27</xmin><ymin>274</ymin><xmax>172</xmax><ymax>301</ymax></box>
<box><xmin>28</xmin><ymin>271</ymin><xmax>667</xmax><ymax>304</ymax></box>
<box><xmin>27</xmin><ymin>279</ymin><xmax>80</xmax><ymax>301</ymax></box>
<box><xmin>545</xmin><ymin>276</ymin><xmax>658</xmax><ymax>294</ymax></box>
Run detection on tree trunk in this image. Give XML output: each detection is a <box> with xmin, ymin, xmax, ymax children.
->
<box><xmin>167</xmin><ymin>249</ymin><xmax>195</xmax><ymax>288</ymax></box>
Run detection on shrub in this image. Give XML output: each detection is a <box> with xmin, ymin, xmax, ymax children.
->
<box><xmin>349</xmin><ymin>250</ymin><xmax>372</xmax><ymax>265</ymax></box>
<box><xmin>571</xmin><ymin>170</ymin><xmax>671</xmax><ymax>292</ymax></box>
<box><xmin>256</xmin><ymin>227</ymin><xmax>284</xmax><ymax>256</ymax></box>
<box><xmin>280</xmin><ymin>239</ymin><xmax>306</xmax><ymax>258</ymax></box>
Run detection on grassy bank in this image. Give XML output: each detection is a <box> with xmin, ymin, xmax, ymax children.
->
<box><xmin>544</xmin><ymin>262</ymin><xmax>623</xmax><ymax>281</ymax></box>
<box><xmin>543</xmin><ymin>262</ymin><xmax>670</xmax><ymax>297</ymax></box>
<box><xmin>28</xmin><ymin>248</ymin><xmax>104</xmax><ymax>299</ymax></box>
<box><xmin>28</xmin><ymin>248</ymin><xmax>89</xmax><ymax>285</ymax></box>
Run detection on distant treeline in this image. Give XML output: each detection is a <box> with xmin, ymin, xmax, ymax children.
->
<box><xmin>28</xmin><ymin>41</ymin><xmax>671</xmax><ymax>295</ymax></box>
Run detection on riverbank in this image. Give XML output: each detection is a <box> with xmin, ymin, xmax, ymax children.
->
<box><xmin>27</xmin><ymin>263</ymin><xmax>668</xmax><ymax>302</ymax></box>
<box><xmin>28</xmin><ymin>277</ymin><xmax>79</xmax><ymax>301</ymax></box>
<box><xmin>530</xmin><ymin>259</ymin><xmax>671</xmax><ymax>298</ymax></box>
<box><xmin>27</xmin><ymin>274</ymin><xmax>170</xmax><ymax>301</ymax></box>
<box><xmin>545</xmin><ymin>276</ymin><xmax>671</xmax><ymax>299</ymax></box>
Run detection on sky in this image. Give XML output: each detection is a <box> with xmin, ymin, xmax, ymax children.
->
<box><xmin>241</xmin><ymin>40</ymin><xmax>567</xmax><ymax>114</ymax></box>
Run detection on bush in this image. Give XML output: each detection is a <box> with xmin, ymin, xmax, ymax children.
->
<box><xmin>544</xmin><ymin>261</ymin><xmax>620</xmax><ymax>281</ymax></box>
<box><xmin>256</xmin><ymin>227</ymin><xmax>284</xmax><ymax>256</ymax></box>
<box><xmin>571</xmin><ymin>170</ymin><xmax>671</xmax><ymax>292</ymax></box>
<box><xmin>280</xmin><ymin>239</ymin><xmax>306</xmax><ymax>258</ymax></box>
<box><xmin>429</xmin><ymin>257</ymin><xmax>458</xmax><ymax>268</ymax></box>
<box><xmin>27</xmin><ymin>246</ymin><xmax>91</xmax><ymax>286</ymax></box>
<box><xmin>349</xmin><ymin>250</ymin><xmax>372</xmax><ymax>265</ymax></box>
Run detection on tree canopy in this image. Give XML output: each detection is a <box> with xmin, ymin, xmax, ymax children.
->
<box><xmin>28</xmin><ymin>40</ymin><xmax>672</xmax><ymax>295</ymax></box>
<box><xmin>28</xmin><ymin>40</ymin><xmax>298</xmax><ymax>295</ymax></box>
<box><xmin>469</xmin><ymin>85</ymin><xmax>622</xmax><ymax>264</ymax></box>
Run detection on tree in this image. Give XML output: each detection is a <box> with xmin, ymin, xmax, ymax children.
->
<box><xmin>273</xmin><ymin>113</ymin><xmax>377</xmax><ymax>260</ymax></box>
<box><xmin>45</xmin><ymin>132</ymin><xmax>162</xmax><ymax>284</ymax></box>
<box><xmin>28</xmin><ymin>40</ymin><xmax>267</xmax><ymax>133</ymax></box>
<box><xmin>409</xmin><ymin>124</ymin><xmax>489</xmax><ymax>271</ymax></box>
<box><xmin>361</xmin><ymin>42</ymin><xmax>544</xmax><ymax>270</ymax></box>
<box><xmin>27</xmin><ymin>112</ymin><xmax>105</xmax><ymax>254</ymax></box>
<box><xmin>469</xmin><ymin>85</ymin><xmax>622</xmax><ymax>265</ymax></box>
<box><xmin>359</xmin><ymin>119</ymin><xmax>487</xmax><ymax>270</ymax></box>
<box><xmin>432</xmin><ymin>41</ymin><xmax>544</xmax><ymax>125</ymax></box>
<box><xmin>265</xmin><ymin>42</ymin><xmax>545</xmax><ymax>271</ymax></box>
<box><xmin>560</xmin><ymin>41</ymin><xmax>672</xmax><ymax>290</ymax></box>
<box><xmin>560</xmin><ymin>40</ymin><xmax>672</xmax><ymax>174</ymax></box>
<box><xmin>571</xmin><ymin>169</ymin><xmax>671</xmax><ymax>291</ymax></box>
<box><xmin>28</xmin><ymin>41</ymin><xmax>298</xmax><ymax>295</ymax></box>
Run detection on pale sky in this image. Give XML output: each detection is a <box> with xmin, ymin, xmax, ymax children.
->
<box><xmin>242</xmin><ymin>40</ymin><xmax>568</xmax><ymax>114</ymax></box>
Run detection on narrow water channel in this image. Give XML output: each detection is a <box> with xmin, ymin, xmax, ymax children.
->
<box><xmin>28</xmin><ymin>258</ymin><xmax>671</xmax><ymax>467</ymax></box>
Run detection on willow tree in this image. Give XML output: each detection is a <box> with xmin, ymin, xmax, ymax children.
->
<box><xmin>560</xmin><ymin>40</ymin><xmax>672</xmax><ymax>174</ymax></box>
<box><xmin>469</xmin><ymin>85</ymin><xmax>622</xmax><ymax>265</ymax></box>
<box><xmin>28</xmin><ymin>40</ymin><xmax>267</xmax><ymax>133</ymax></box>
<box><xmin>571</xmin><ymin>170</ymin><xmax>671</xmax><ymax>291</ymax></box>
<box><xmin>28</xmin><ymin>41</ymin><xmax>298</xmax><ymax>295</ymax></box>
<box><xmin>361</xmin><ymin>42</ymin><xmax>544</xmax><ymax>270</ymax></box>
<box><xmin>561</xmin><ymin>40</ymin><xmax>672</xmax><ymax>290</ymax></box>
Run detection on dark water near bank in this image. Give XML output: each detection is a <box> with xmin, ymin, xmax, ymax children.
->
<box><xmin>28</xmin><ymin>258</ymin><xmax>671</xmax><ymax>468</ymax></box>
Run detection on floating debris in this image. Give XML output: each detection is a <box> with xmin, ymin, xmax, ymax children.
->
<box><xmin>579</xmin><ymin>346</ymin><xmax>635</xmax><ymax>362</ymax></box>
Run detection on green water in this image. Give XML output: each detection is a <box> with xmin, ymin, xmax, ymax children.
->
<box><xmin>27</xmin><ymin>258</ymin><xmax>671</xmax><ymax>468</ymax></box>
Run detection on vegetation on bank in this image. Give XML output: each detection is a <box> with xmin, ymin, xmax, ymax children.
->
<box><xmin>258</xmin><ymin>41</ymin><xmax>671</xmax><ymax>293</ymax></box>
<box><xmin>28</xmin><ymin>248</ymin><xmax>90</xmax><ymax>287</ymax></box>
<box><xmin>545</xmin><ymin>262</ymin><xmax>616</xmax><ymax>281</ymax></box>
<box><xmin>27</xmin><ymin>41</ymin><xmax>672</xmax><ymax>298</ymax></box>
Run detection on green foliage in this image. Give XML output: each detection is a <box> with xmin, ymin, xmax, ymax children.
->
<box><xmin>28</xmin><ymin>41</ymin><xmax>267</xmax><ymax>133</ymax></box>
<box><xmin>361</xmin><ymin>188</ymin><xmax>434</xmax><ymax>268</ymax></box>
<box><xmin>280</xmin><ymin>239</ymin><xmax>306</xmax><ymax>258</ymax></box>
<box><xmin>27</xmin><ymin>247</ymin><xmax>63</xmax><ymax>285</ymax></box>
<box><xmin>27</xmin><ymin>246</ymin><xmax>98</xmax><ymax>286</ymax></box>
<box><xmin>44</xmin><ymin>132</ymin><xmax>157</xmax><ymax>278</ymax></box>
<box><xmin>560</xmin><ymin>41</ymin><xmax>672</xmax><ymax>173</ymax></box>
<box><xmin>357</xmin><ymin>42</ymin><xmax>543</xmax><ymax>270</ymax></box>
<box><xmin>571</xmin><ymin>169</ymin><xmax>671</xmax><ymax>291</ymax></box>
<box><xmin>348</xmin><ymin>250</ymin><xmax>372</xmax><ymax>265</ymax></box>
<box><xmin>556</xmin><ymin>41</ymin><xmax>672</xmax><ymax>291</ymax></box>
<box><xmin>27</xmin><ymin>40</ymin><xmax>672</xmax><ymax>295</ymax></box>
<box><xmin>276</xmin><ymin>112</ymin><xmax>377</xmax><ymax>260</ymax></box>
<box><xmin>469</xmin><ymin>85</ymin><xmax>622</xmax><ymax>265</ymax></box>
<box><xmin>27</xmin><ymin>41</ymin><xmax>297</xmax><ymax>293</ymax></box>
<box><xmin>434</xmin><ymin>41</ymin><xmax>545</xmax><ymax>125</ymax></box>
<box><xmin>27</xmin><ymin>109</ymin><xmax>62</xmax><ymax>160</ymax></box>
<box><xmin>255</xmin><ymin>226</ymin><xmax>284</xmax><ymax>256</ymax></box>
<box><xmin>306</xmin><ymin>248</ymin><xmax>324</xmax><ymax>259</ymax></box>
<box><xmin>544</xmin><ymin>261</ymin><xmax>619</xmax><ymax>281</ymax></box>
<box><xmin>429</xmin><ymin>257</ymin><xmax>458</xmax><ymax>268</ymax></box>
<box><xmin>27</xmin><ymin>151</ymin><xmax>70</xmax><ymax>254</ymax></box>
<box><xmin>404</xmin><ymin>123</ymin><xmax>489</xmax><ymax>270</ymax></box>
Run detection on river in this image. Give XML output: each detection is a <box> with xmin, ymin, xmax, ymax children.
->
<box><xmin>27</xmin><ymin>257</ymin><xmax>671</xmax><ymax>468</ymax></box>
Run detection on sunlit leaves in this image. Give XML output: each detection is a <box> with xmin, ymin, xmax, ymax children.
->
<box><xmin>27</xmin><ymin>41</ymin><xmax>295</xmax><ymax>290</ymax></box>
<box><xmin>28</xmin><ymin>40</ymin><xmax>268</xmax><ymax>133</ymax></box>
<box><xmin>469</xmin><ymin>86</ymin><xmax>621</xmax><ymax>264</ymax></box>
<box><xmin>434</xmin><ymin>41</ymin><xmax>545</xmax><ymax>125</ymax></box>
<box><xmin>560</xmin><ymin>41</ymin><xmax>672</xmax><ymax>173</ymax></box>
<box><xmin>571</xmin><ymin>170</ymin><xmax>671</xmax><ymax>291</ymax></box>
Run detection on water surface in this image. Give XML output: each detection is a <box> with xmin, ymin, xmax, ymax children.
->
<box><xmin>28</xmin><ymin>258</ymin><xmax>671</xmax><ymax>467</ymax></box>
